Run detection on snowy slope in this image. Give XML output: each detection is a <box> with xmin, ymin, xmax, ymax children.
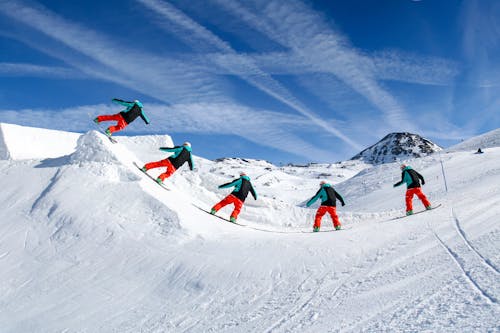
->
<box><xmin>352</xmin><ymin>132</ymin><xmax>442</xmax><ymax>164</ymax></box>
<box><xmin>0</xmin><ymin>124</ymin><xmax>498</xmax><ymax>332</ymax></box>
<box><xmin>448</xmin><ymin>127</ymin><xmax>500</xmax><ymax>152</ymax></box>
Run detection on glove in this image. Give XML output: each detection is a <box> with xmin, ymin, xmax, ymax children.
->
<box><xmin>341</xmin><ymin>202</ymin><xmax>345</xmax><ymax>206</ymax></box>
<box><xmin>393</xmin><ymin>184</ymin><xmax>397</xmax><ymax>188</ymax></box>
<box><xmin>422</xmin><ymin>180</ymin><xmax>425</xmax><ymax>185</ymax></box>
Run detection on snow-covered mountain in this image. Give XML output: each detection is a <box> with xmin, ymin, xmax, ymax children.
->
<box><xmin>1</xmin><ymin>123</ymin><xmax>499</xmax><ymax>332</ymax></box>
<box><xmin>351</xmin><ymin>132</ymin><xmax>442</xmax><ymax>164</ymax></box>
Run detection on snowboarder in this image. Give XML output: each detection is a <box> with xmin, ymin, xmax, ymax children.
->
<box><xmin>393</xmin><ymin>164</ymin><xmax>431</xmax><ymax>215</ymax></box>
<box><xmin>476</xmin><ymin>148</ymin><xmax>484</xmax><ymax>154</ymax></box>
<box><xmin>306</xmin><ymin>181</ymin><xmax>345</xmax><ymax>232</ymax></box>
<box><xmin>141</xmin><ymin>142</ymin><xmax>194</xmax><ymax>184</ymax></box>
<box><xmin>94</xmin><ymin>98</ymin><xmax>150</xmax><ymax>136</ymax></box>
<box><xmin>210</xmin><ymin>172</ymin><xmax>257</xmax><ymax>223</ymax></box>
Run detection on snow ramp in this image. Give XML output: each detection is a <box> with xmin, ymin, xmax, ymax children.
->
<box><xmin>24</xmin><ymin>130</ymin><xmax>186</xmax><ymax>251</ymax></box>
<box><xmin>68</xmin><ymin>130</ymin><xmax>245</xmax><ymax>239</ymax></box>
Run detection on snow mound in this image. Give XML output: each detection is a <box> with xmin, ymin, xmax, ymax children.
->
<box><xmin>70</xmin><ymin>130</ymin><xmax>123</xmax><ymax>164</ymax></box>
<box><xmin>447</xmin><ymin>128</ymin><xmax>500</xmax><ymax>152</ymax></box>
<box><xmin>0</xmin><ymin>122</ymin><xmax>79</xmax><ymax>160</ymax></box>
<box><xmin>352</xmin><ymin>132</ymin><xmax>442</xmax><ymax>164</ymax></box>
<box><xmin>27</xmin><ymin>130</ymin><xmax>182</xmax><ymax>247</ymax></box>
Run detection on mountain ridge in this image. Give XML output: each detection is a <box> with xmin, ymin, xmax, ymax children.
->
<box><xmin>351</xmin><ymin>132</ymin><xmax>442</xmax><ymax>164</ymax></box>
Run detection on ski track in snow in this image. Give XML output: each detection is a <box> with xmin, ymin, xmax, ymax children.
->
<box><xmin>29</xmin><ymin>168</ymin><xmax>62</xmax><ymax>214</ymax></box>
<box><xmin>452</xmin><ymin>208</ymin><xmax>500</xmax><ymax>274</ymax></box>
<box><xmin>427</xmin><ymin>210</ymin><xmax>498</xmax><ymax>305</ymax></box>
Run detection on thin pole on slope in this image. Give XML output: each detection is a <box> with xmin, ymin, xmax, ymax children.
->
<box><xmin>438</xmin><ymin>151</ymin><xmax>449</xmax><ymax>193</ymax></box>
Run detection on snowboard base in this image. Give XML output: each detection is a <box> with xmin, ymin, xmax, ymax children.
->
<box><xmin>194</xmin><ymin>205</ymin><xmax>247</xmax><ymax>226</ymax></box>
<box><xmin>89</xmin><ymin>114</ymin><xmax>117</xmax><ymax>143</ymax></box>
<box><xmin>133</xmin><ymin>162</ymin><xmax>170</xmax><ymax>191</ymax></box>
<box><xmin>386</xmin><ymin>203</ymin><xmax>442</xmax><ymax>221</ymax></box>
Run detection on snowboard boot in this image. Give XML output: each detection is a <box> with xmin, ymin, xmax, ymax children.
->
<box><xmin>156</xmin><ymin>178</ymin><xmax>163</xmax><ymax>185</ymax></box>
<box><xmin>93</xmin><ymin>117</ymin><xmax>100</xmax><ymax>124</ymax></box>
<box><xmin>425</xmin><ymin>206</ymin><xmax>432</xmax><ymax>210</ymax></box>
<box><xmin>313</xmin><ymin>226</ymin><xmax>320</xmax><ymax>232</ymax></box>
<box><xmin>141</xmin><ymin>166</ymin><xmax>148</xmax><ymax>172</ymax></box>
<box><xmin>406</xmin><ymin>210</ymin><xmax>413</xmax><ymax>216</ymax></box>
<box><xmin>210</xmin><ymin>209</ymin><xmax>216</xmax><ymax>215</ymax></box>
<box><xmin>335</xmin><ymin>225</ymin><xmax>341</xmax><ymax>230</ymax></box>
<box><xmin>105</xmin><ymin>128</ymin><xmax>112</xmax><ymax>136</ymax></box>
<box><xmin>229</xmin><ymin>217</ymin><xmax>237</xmax><ymax>223</ymax></box>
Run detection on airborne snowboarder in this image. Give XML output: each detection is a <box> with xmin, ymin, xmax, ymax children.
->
<box><xmin>210</xmin><ymin>172</ymin><xmax>257</xmax><ymax>223</ymax></box>
<box><xmin>393</xmin><ymin>164</ymin><xmax>431</xmax><ymax>215</ymax></box>
<box><xmin>306</xmin><ymin>181</ymin><xmax>345</xmax><ymax>232</ymax></box>
<box><xmin>94</xmin><ymin>98</ymin><xmax>150</xmax><ymax>136</ymax></box>
<box><xmin>141</xmin><ymin>142</ymin><xmax>194</xmax><ymax>184</ymax></box>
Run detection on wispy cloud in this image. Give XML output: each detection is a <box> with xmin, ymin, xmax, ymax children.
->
<box><xmin>136</xmin><ymin>0</ymin><xmax>361</xmax><ymax>150</ymax></box>
<box><xmin>367</xmin><ymin>50</ymin><xmax>459</xmax><ymax>86</ymax></box>
<box><xmin>0</xmin><ymin>62</ymin><xmax>86</xmax><ymax>79</ymax></box>
<box><xmin>0</xmin><ymin>0</ymin><xmax>225</xmax><ymax>104</ymax></box>
<box><xmin>161</xmin><ymin>102</ymin><xmax>336</xmax><ymax>158</ymax></box>
<box><xmin>213</xmin><ymin>0</ymin><xmax>417</xmax><ymax>130</ymax></box>
<box><xmin>210</xmin><ymin>50</ymin><xmax>459</xmax><ymax>87</ymax></box>
<box><xmin>0</xmin><ymin>102</ymin><xmax>335</xmax><ymax>160</ymax></box>
<box><xmin>460</xmin><ymin>0</ymin><xmax>500</xmax><ymax>85</ymax></box>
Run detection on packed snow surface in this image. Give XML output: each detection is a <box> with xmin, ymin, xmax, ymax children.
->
<box><xmin>0</xmin><ymin>123</ymin><xmax>498</xmax><ymax>332</ymax></box>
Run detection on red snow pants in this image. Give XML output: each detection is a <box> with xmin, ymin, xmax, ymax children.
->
<box><xmin>405</xmin><ymin>187</ymin><xmax>431</xmax><ymax>212</ymax></box>
<box><xmin>212</xmin><ymin>194</ymin><xmax>244</xmax><ymax>220</ymax></box>
<box><xmin>97</xmin><ymin>113</ymin><xmax>127</xmax><ymax>134</ymax></box>
<box><xmin>314</xmin><ymin>206</ymin><xmax>341</xmax><ymax>229</ymax></box>
<box><xmin>144</xmin><ymin>159</ymin><xmax>177</xmax><ymax>181</ymax></box>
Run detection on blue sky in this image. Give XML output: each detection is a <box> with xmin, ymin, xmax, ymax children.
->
<box><xmin>0</xmin><ymin>0</ymin><xmax>499</xmax><ymax>163</ymax></box>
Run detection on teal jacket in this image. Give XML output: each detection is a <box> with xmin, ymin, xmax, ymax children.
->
<box><xmin>393</xmin><ymin>166</ymin><xmax>425</xmax><ymax>189</ymax></box>
<box><xmin>219</xmin><ymin>175</ymin><xmax>257</xmax><ymax>202</ymax></box>
<box><xmin>307</xmin><ymin>183</ymin><xmax>345</xmax><ymax>207</ymax></box>
<box><xmin>159</xmin><ymin>145</ymin><xmax>194</xmax><ymax>170</ymax></box>
<box><xmin>112</xmin><ymin>98</ymin><xmax>150</xmax><ymax>125</ymax></box>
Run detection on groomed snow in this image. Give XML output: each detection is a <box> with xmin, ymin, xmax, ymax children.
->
<box><xmin>0</xmin><ymin>123</ymin><xmax>498</xmax><ymax>332</ymax></box>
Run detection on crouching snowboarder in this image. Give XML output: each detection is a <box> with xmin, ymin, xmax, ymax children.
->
<box><xmin>211</xmin><ymin>172</ymin><xmax>257</xmax><ymax>223</ymax></box>
<box><xmin>393</xmin><ymin>164</ymin><xmax>431</xmax><ymax>215</ymax></box>
<box><xmin>141</xmin><ymin>142</ymin><xmax>194</xmax><ymax>184</ymax></box>
<box><xmin>306</xmin><ymin>181</ymin><xmax>345</xmax><ymax>232</ymax></box>
<box><xmin>94</xmin><ymin>98</ymin><xmax>150</xmax><ymax>136</ymax></box>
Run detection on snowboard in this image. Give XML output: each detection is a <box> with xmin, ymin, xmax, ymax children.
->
<box><xmin>194</xmin><ymin>205</ymin><xmax>247</xmax><ymax>226</ymax></box>
<box><xmin>89</xmin><ymin>114</ymin><xmax>118</xmax><ymax>143</ymax></box>
<box><xmin>302</xmin><ymin>226</ymin><xmax>351</xmax><ymax>233</ymax></box>
<box><xmin>133</xmin><ymin>162</ymin><xmax>170</xmax><ymax>191</ymax></box>
<box><xmin>386</xmin><ymin>203</ymin><xmax>442</xmax><ymax>221</ymax></box>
